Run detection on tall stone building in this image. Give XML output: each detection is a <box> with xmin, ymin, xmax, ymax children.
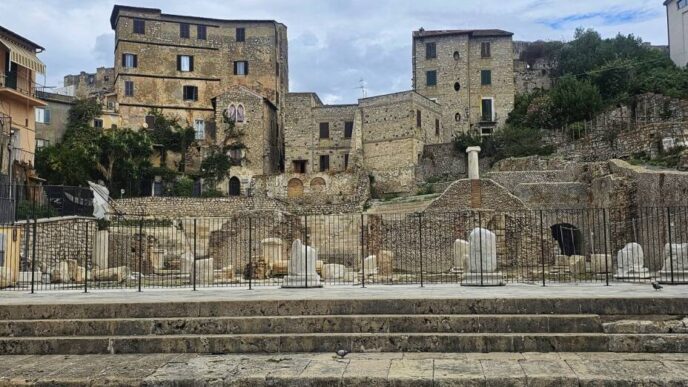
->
<box><xmin>109</xmin><ymin>5</ymin><xmax>288</xmax><ymax>133</ymax></box>
<box><xmin>412</xmin><ymin>29</ymin><xmax>515</xmax><ymax>136</ymax></box>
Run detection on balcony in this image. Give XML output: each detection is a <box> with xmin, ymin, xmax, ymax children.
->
<box><xmin>0</xmin><ymin>74</ymin><xmax>46</xmax><ymax>107</ymax></box>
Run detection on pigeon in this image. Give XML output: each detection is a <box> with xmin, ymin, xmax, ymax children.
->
<box><xmin>336</xmin><ymin>349</ymin><xmax>349</xmax><ymax>358</ymax></box>
<box><xmin>652</xmin><ymin>282</ymin><xmax>663</xmax><ymax>291</ymax></box>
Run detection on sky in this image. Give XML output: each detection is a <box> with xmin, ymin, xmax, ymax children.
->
<box><xmin>0</xmin><ymin>0</ymin><xmax>669</xmax><ymax>104</ymax></box>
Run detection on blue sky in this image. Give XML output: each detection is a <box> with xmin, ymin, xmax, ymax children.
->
<box><xmin>0</xmin><ymin>0</ymin><xmax>668</xmax><ymax>104</ymax></box>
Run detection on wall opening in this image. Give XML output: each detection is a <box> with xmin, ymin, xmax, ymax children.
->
<box><xmin>287</xmin><ymin>178</ymin><xmax>304</xmax><ymax>198</ymax></box>
<box><xmin>228</xmin><ymin>177</ymin><xmax>241</xmax><ymax>196</ymax></box>
<box><xmin>550</xmin><ymin>223</ymin><xmax>583</xmax><ymax>256</ymax></box>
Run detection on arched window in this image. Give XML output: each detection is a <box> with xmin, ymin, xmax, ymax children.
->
<box><xmin>287</xmin><ymin>178</ymin><xmax>304</xmax><ymax>198</ymax></box>
<box><xmin>228</xmin><ymin>177</ymin><xmax>241</xmax><ymax>196</ymax></box>
<box><xmin>236</xmin><ymin>104</ymin><xmax>245</xmax><ymax>123</ymax></box>
<box><xmin>226</xmin><ymin>104</ymin><xmax>237</xmax><ymax>122</ymax></box>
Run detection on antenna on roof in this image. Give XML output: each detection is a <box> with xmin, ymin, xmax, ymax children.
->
<box><xmin>358</xmin><ymin>79</ymin><xmax>367</xmax><ymax>98</ymax></box>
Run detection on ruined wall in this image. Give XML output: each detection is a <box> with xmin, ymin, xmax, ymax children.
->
<box><xmin>416</xmin><ymin>143</ymin><xmax>468</xmax><ymax>183</ymax></box>
<box><xmin>19</xmin><ymin>217</ymin><xmax>96</xmax><ymax>272</ymax></box>
<box><xmin>426</xmin><ymin>179</ymin><xmax>528</xmax><ymax>212</ymax></box>
<box><xmin>113</xmin><ymin>196</ymin><xmax>286</xmax><ymax>217</ymax></box>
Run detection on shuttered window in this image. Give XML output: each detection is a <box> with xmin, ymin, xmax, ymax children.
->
<box><xmin>177</xmin><ymin>55</ymin><xmax>194</xmax><ymax>72</ymax></box>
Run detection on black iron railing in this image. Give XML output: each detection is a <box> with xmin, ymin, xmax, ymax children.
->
<box><xmin>1</xmin><ymin>205</ymin><xmax>687</xmax><ymax>292</ymax></box>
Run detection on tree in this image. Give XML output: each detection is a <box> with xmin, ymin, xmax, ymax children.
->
<box><xmin>548</xmin><ymin>76</ymin><xmax>603</xmax><ymax>127</ymax></box>
<box><xmin>147</xmin><ymin>109</ymin><xmax>195</xmax><ymax>172</ymax></box>
<box><xmin>95</xmin><ymin>129</ymin><xmax>152</xmax><ymax>185</ymax></box>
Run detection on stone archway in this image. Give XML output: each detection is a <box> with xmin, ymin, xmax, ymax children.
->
<box><xmin>551</xmin><ymin>223</ymin><xmax>583</xmax><ymax>256</ymax></box>
<box><xmin>310</xmin><ymin>177</ymin><xmax>326</xmax><ymax>192</ymax></box>
<box><xmin>228</xmin><ymin>177</ymin><xmax>241</xmax><ymax>196</ymax></box>
<box><xmin>287</xmin><ymin>178</ymin><xmax>304</xmax><ymax>199</ymax></box>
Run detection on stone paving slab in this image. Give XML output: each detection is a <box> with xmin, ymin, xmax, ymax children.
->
<box><xmin>0</xmin><ymin>353</ymin><xmax>686</xmax><ymax>386</ymax></box>
<box><xmin>1</xmin><ymin>283</ymin><xmax>687</xmax><ymax>306</ymax></box>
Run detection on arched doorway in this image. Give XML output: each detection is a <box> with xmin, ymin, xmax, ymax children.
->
<box><xmin>310</xmin><ymin>177</ymin><xmax>326</xmax><ymax>192</ymax></box>
<box><xmin>228</xmin><ymin>177</ymin><xmax>241</xmax><ymax>196</ymax></box>
<box><xmin>287</xmin><ymin>178</ymin><xmax>304</xmax><ymax>199</ymax></box>
<box><xmin>551</xmin><ymin>223</ymin><xmax>583</xmax><ymax>256</ymax></box>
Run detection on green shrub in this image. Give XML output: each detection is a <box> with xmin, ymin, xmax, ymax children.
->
<box><xmin>16</xmin><ymin>201</ymin><xmax>58</xmax><ymax>220</ymax></box>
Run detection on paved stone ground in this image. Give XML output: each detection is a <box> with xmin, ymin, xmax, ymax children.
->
<box><xmin>1</xmin><ymin>283</ymin><xmax>687</xmax><ymax>305</ymax></box>
<box><xmin>0</xmin><ymin>352</ymin><xmax>687</xmax><ymax>386</ymax></box>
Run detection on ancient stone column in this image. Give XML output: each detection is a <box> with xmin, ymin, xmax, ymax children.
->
<box><xmin>462</xmin><ymin>227</ymin><xmax>505</xmax><ymax>286</ymax></box>
<box><xmin>282</xmin><ymin>239</ymin><xmax>322</xmax><ymax>288</ymax></box>
<box><xmin>466</xmin><ymin>146</ymin><xmax>481</xmax><ymax>180</ymax></box>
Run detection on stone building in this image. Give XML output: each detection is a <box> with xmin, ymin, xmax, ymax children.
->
<box><xmin>666</xmin><ymin>0</ymin><xmax>688</xmax><ymax>68</ymax></box>
<box><xmin>109</xmin><ymin>5</ymin><xmax>288</xmax><ymax>132</ymax></box>
<box><xmin>512</xmin><ymin>41</ymin><xmax>555</xmax><ymax>94</ymax></box>
<box><xmin>412</xmin><ymin>29</ymin><xmax>515</xmax><ymax>136</ymax></box>
<box><xmin>284</xmin><ymin>90</ymin><xmax>444</xmax><ymax>194</ymax></box>
<box><xmin>34</xmin><ymin>91</ymin><xmax>75</xmax><ymax>148</ymax></box>
<box><xmin>0</xmin><ymin>25</ymin><xmax>46</xmax><ymax>185</ymax></box>
<box><xmin>63</xmin><ymin>67</ymin><xmax>115</xmax><ymax>98</ymax></box>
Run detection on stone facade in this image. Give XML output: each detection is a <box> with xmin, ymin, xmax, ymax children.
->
<box><xmin>34</xmin><ymin>91</ymin><xmax>75</xmax><ymax>148</ymax></box>
<box><xmin>209</xmin><ymin>87</ymin><xmax>280</xmax><ymax>190</ymax></box>
<box><xmin>110</xmin><ymin>5</ymin><xmax>288</xmax><ymax>129</ymax></box>
<box><xmin>412</xmin><ymin>29</ymin><xmax>515</xmax><ymax>136</ymax></box>
<box><xmin>512</xmin><ymin>41</ymin><xmax>556</xmax><ymax>94</ymax></box>
<box><xmin>63</xmin><ymin>67</ymin><xmax>115</xmax><ymax>98</ymax></box>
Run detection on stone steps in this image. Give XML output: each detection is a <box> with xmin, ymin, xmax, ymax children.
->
<box><xmin>2</xmin><ymin>297</ymin><xmax>687</xmax><ymax>319</ymax></box>
<box><xmin>2</xmin><ymin>332</ymin><xmax>688</xmax><ymax>355</ymax></box>
<box><xmin>0</xmin><ymin>314</ymin><xmax>603</xmax><ymax>337</ymax></box>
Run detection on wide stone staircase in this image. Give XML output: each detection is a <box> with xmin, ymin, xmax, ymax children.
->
<box><xmin>1</xmin><ymin>297</ymin><xmax>687</xmax><ymax>355</ymax></box>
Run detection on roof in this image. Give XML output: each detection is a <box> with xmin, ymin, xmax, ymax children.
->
<box><xmin>413</xmin><ymin>29</ymin><xmax>513</xmax><ymax>39</ymax></box>
<box><xmin>110</xmin><ymin>5</ymin><xmax>282</xmax><ymax>29</ymax></box>
<box><xmin>0</xmin><ymin>25</ymin><xmax>44</xmax><ymax>51</ymax></box>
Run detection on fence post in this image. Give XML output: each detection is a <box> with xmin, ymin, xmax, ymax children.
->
<box><xmin>304</xmin><ymin>214</ymin><xmax>308</xmax><ymax>289</ymax></box>
<box><xmin>539</xmin><ymin>210</ymin><xmax>546</xmax><ymax>287</ymax></box>
<box><xmin>418</xmin><ymin>212</ymin><xmax>424</xmax><ymax>288</ymax></box>
<box><xmin>193</xmin><ymin>219</ymin><xmax>197</xmax><ymax>291</ymax></box>
<box><xmin>248</xmin><ymin>217</ymin><xmax>252</xmax><ymax>291</ymax></box>
<box><xmin>603</xmin><ymin>209</ymin><xmax>610</xmax><ymax>286</ymax></box>
<box><xmin>478</xmin><ymin>211</ymin><xmax>484</xmax><ymax>286</ymax></box>
<box><xmin>137</xmin><ymin>216</ymin><xmax>143</xmax><ymax>292</ymax></box>
<box><xmin>30</xmin><ymin>216</ymin><xmax>37</xmax><ymax>294</ymax></box>
<box><xmin>360</xmin><ymin>213</ymin><xmax>365</xmax><ymax>288</ymax></box>
<box><xmin>667</xmin><ymin>208</ymin><xmax>675</xmax><ymax>284</ymax></box>
<box><xmin>84</xmin><ymin>220</ymin><xmax>89</xmax><ymax>293</ymax></box>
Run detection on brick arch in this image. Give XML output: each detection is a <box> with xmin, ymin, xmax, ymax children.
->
<box><xmin>287</xmin><ymin>178</ymin><xmax>304</xmax><ymax>198</ymax></box>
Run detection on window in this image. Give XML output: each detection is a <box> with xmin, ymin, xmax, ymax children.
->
<box><xmin>426</xmin><ymin>70</ymin><xmax>437</xmax><ymax>86</ymax></box>
<box><xmin>226</xmin><ymin>104</ymin><xmax>245</xmax><ymax>123</ymax></box>
<box><xmin>426</xmin><ymin>42</ymin><xmax>436</xmax><ymax>59</ymax></box>
<box><xmin>454</xmin><ymin>82</ymin><xmax>461</xmax><ymax>92</ymax></box>
<box><xmin>145</xmin><ymin>114</ymin><xmax>155</xmax><ymax>128</ymax></box>
<box><xmin>679</xmin><ymin>0</ymin><xmax>688</xmax><ymax>9</ymax></box>
<box><xmin>236</xmin><ymin>105</ymin><xmax>245</xmax><ymax>123</ymax></box>
<box><xmin>197</xmin><ymin>25</ymin><xmax>207</xmax><ymax>40</ymax></box>
<box><xmin>179</xmin><ymin>23</ymin><xmax>190</xmax><ymax>38</ymax></box>
<box><xmin>455</xmin><ymin>112</ymin><xmax>462</xmax><ymax>122</ymax></box>
<box><xmin>124</xmin><ymin>81</ymin><xmax>134</xmax><ymax>96</ymax></box>
<box><xmin>194</xmin><ymin>119</ymin><xmax>205</xmax><ymax>140</ymax></box>
<box><xmin>435</xmin><ymin>119</ymin><xmax>440</xmax><ymax>136</ymax></box>
<box><xmin>481</xmin><ymin>42</ymin><xmax>491</xmax><ymax>58</ymax></box>
<box><xmin>344</xmin><ymin>154</ymin><xmax>349</xmax><ymax>170</ymax></box>
<box><xmin>133</xmin><ymin>19</ymin><xmax>145</xmax><ymax>34</ymax></box>
<box><xmin>36</xmin><ymin>138</ymin><xmax>49</xmax><ymax>150</ymax></box>
<box><xmin>481</xmin><ymin>127</ymin><xmax>494</xmax><ymax>136</ymax></box>
<box><xmin>177</xmin><ymin>55</ymin><xmax>194</xmax><ymax>72</ymax></box>
<box><xmin>293</xmin><ymin>160</ymin><xmax>307</xmax><ymax>173</ymax></box>
<box><xmin>104</xmin><ymin>75</ymin><xmax>110</xmax><ymax>82</ymax></box>
<box><xmin>35</xmin><ymin>108</ymin><xmax>50</xmax><ymax>124</ymax></box>
<box><xmin>94</xmin><ymin>119</ymin><xmax>103</xmax><ymax>128</ymax></box>
<box><xmin>481</xmin><ymin>70</ymin><xmax>492</xmax><ymax>86</ymax></box>
<box><xmin>122</xmin><ymin>53</ymin><xmax>137</xmax><ymax>68</ymax></box>
<box><xmin>344</xmin><ymin>121</ymin><xmax>353</xmax><ymax>139</ymax></box>
<box><xmin>453</xmin><ymin>51</ymin><xmax>460</xmax><ymax>61</ymax></box>
<box><xmin>319</xmin><ymin>122</ymin><xmax>330</xmax><ymax>139</ymax></box>
<box><xmin>481</xmin><ymin>98</ymin><xmax>494</xmax><ymax>122</ymax></box>
<box><xmin>234</xmin><ymin>61</ymin><xmax>248</xmax><ymax>75</ymax></box>
<box><xmin>319</xmin><ymin>155</ymin><xmax>330</xmax><ymax>172</ymax></box>
<box><xmin>236</xmin><ymin>27</ymin><xmax>245</xmax><ymax>42</ymax></box>
<box><xmin>183</xmin><ymin>85</ymin><xmax>198</xmax><ymax>101</ymax></box>
<box><xmin>416</xmin><ymin>110</ymin><xmax>421</xmax><ymax>128</ymax></box>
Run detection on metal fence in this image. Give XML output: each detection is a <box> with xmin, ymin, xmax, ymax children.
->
<box><xmin>1</xmin><ymin>207</ymin><xmax>687</xmax><ymax>292</ymax></box>
<box><xmin>0</xmin><ymin>184</ymin><xmax>94</xmax><ymax>223</ymax></box>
